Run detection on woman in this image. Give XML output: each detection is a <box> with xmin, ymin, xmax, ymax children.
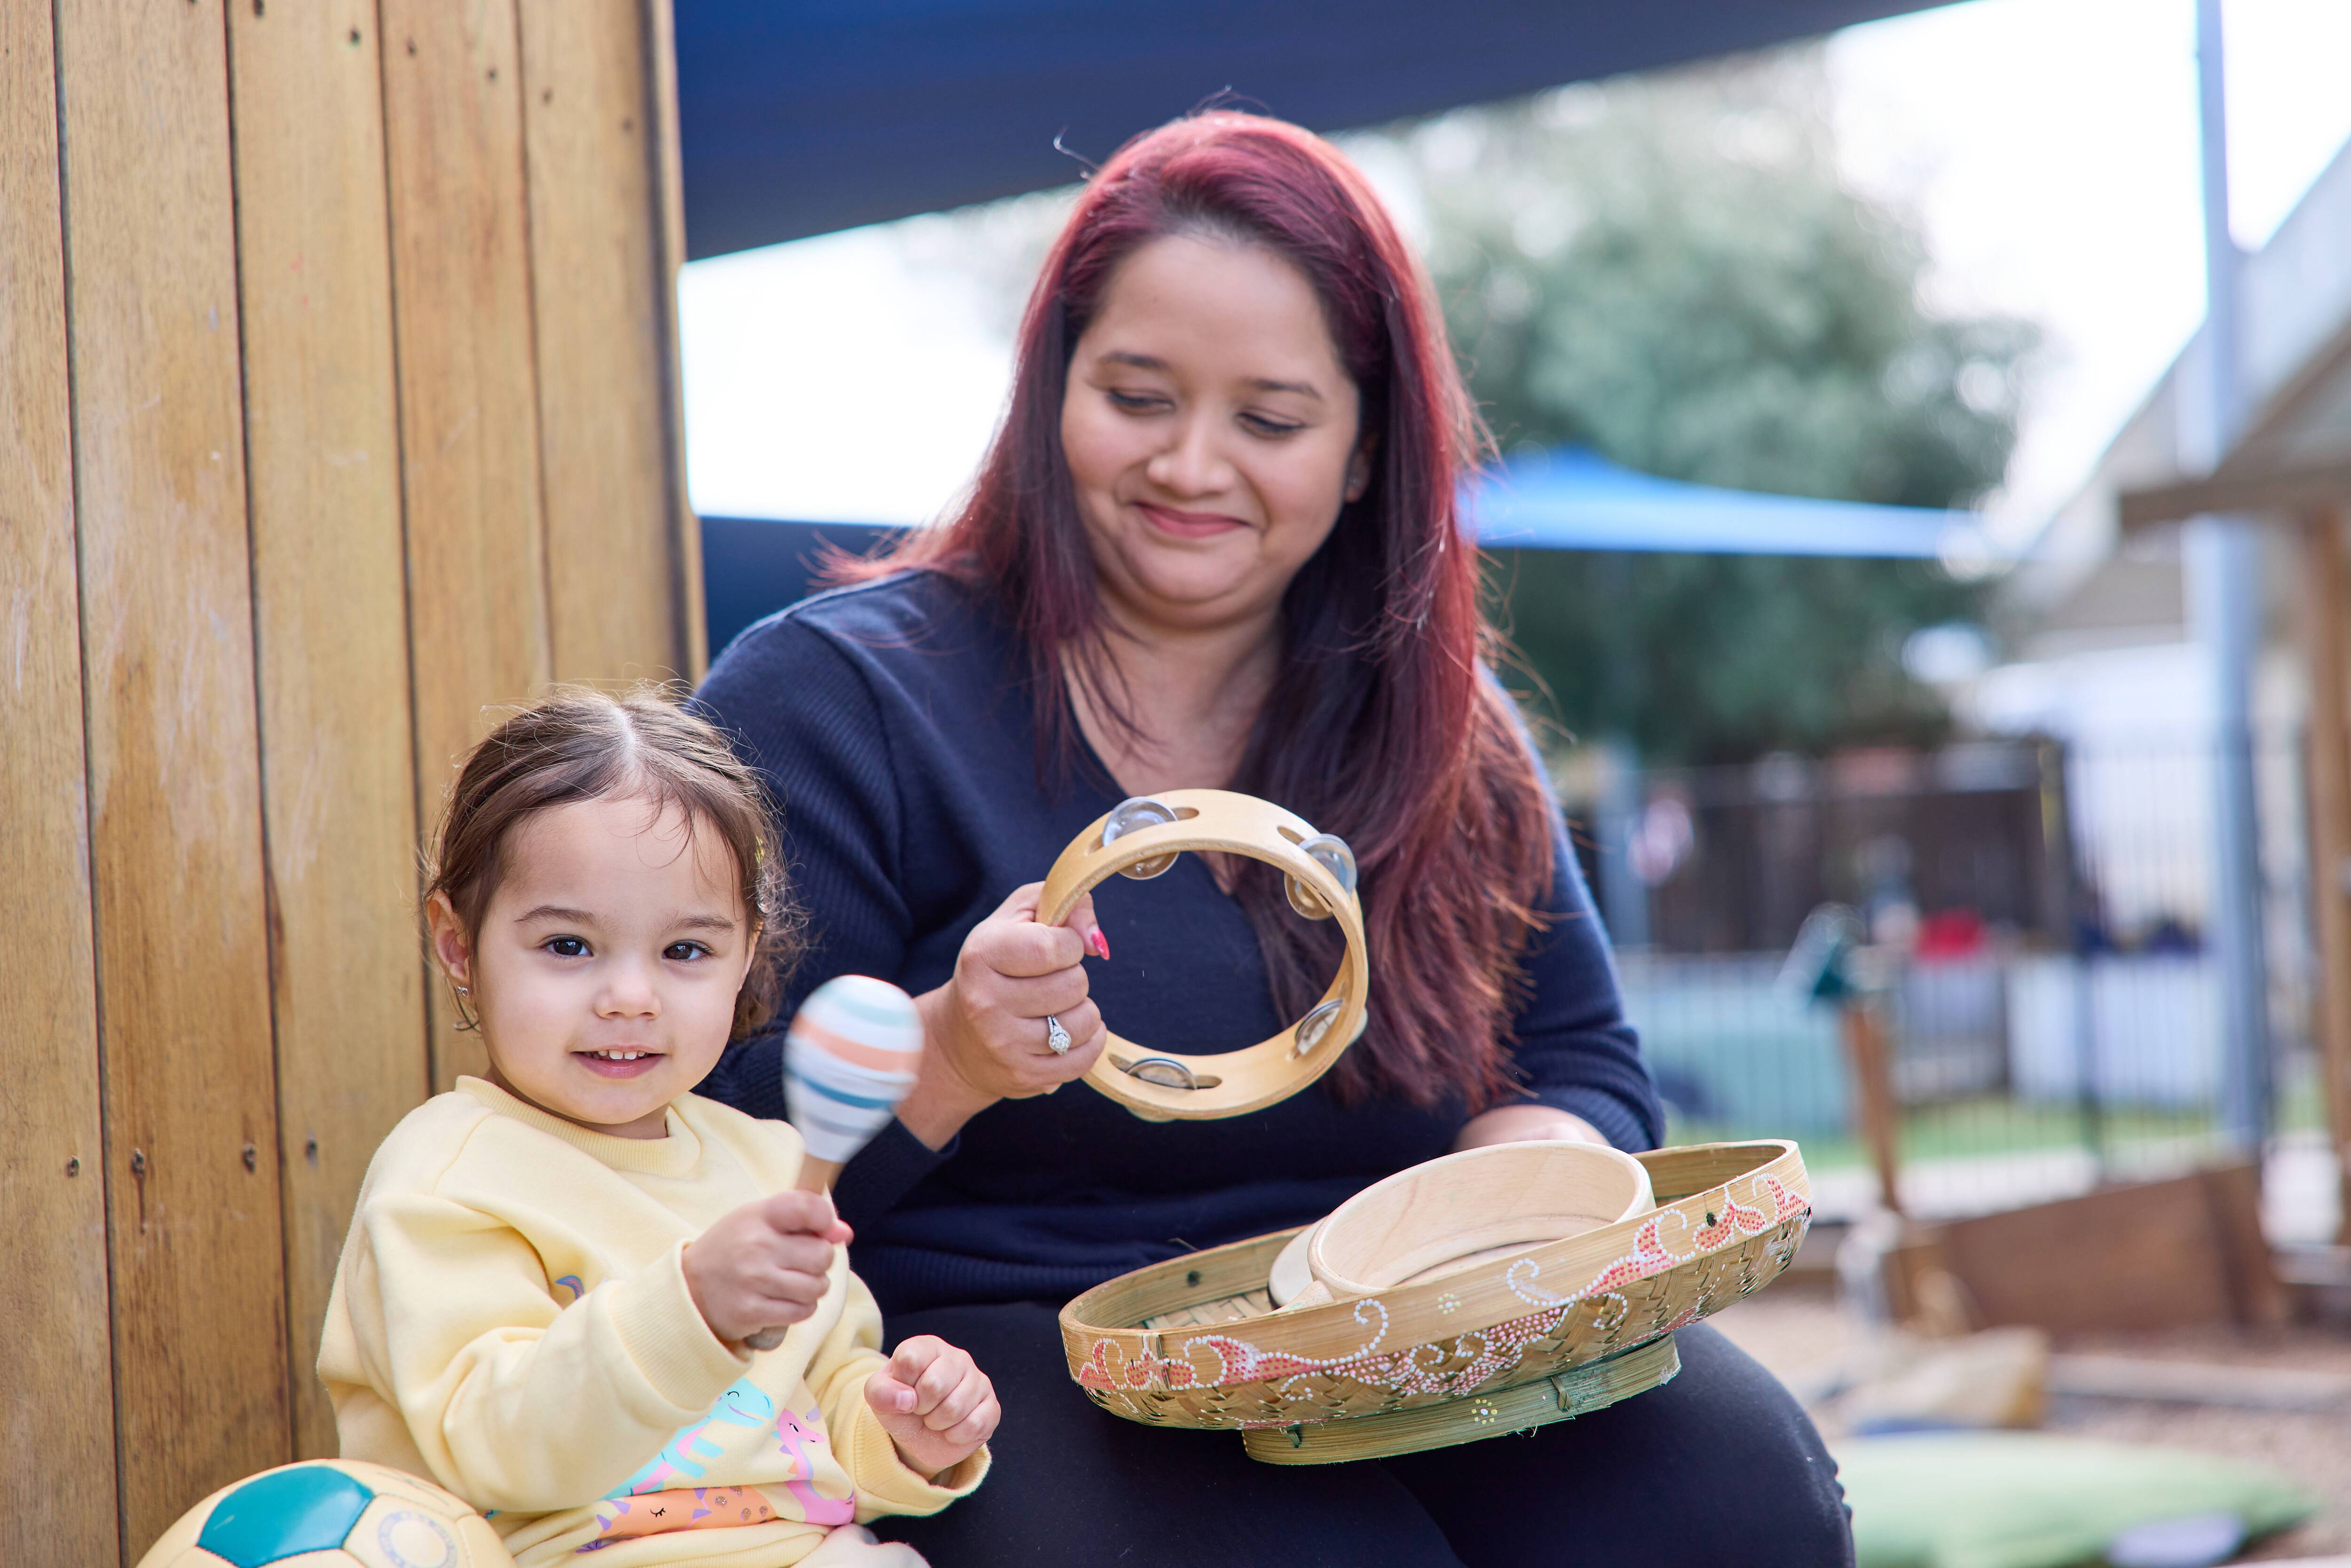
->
<box><xmin>697</xmin><ymin>111</ymin><xmax>1850</xmax><ymax>1566</ymax></box>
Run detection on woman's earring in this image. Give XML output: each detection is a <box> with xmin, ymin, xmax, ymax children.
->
<box><xmin>454</xmin><ymin>984</ymin><xmax>470</xmax><ymax>995</ymax></box>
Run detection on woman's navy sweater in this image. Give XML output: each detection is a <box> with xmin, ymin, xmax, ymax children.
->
<box><xmin>692</xmin><ymin>571</ymin><xmax>1660</xmax><ymax>1316</ymax></box>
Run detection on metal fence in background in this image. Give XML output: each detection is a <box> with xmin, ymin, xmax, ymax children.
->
<box><xmin>1563</xmin><ymin>733</ymin><xmax>2330</xmax><ymax>1235</ymax></box>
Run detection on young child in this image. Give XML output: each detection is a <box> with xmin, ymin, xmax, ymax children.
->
<box><xmin>317</xmin><ymin>689</ymin><xmax>994</xmax><ymax>1567</ymax></box>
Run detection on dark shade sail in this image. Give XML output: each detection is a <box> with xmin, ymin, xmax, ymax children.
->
<box><xmin>678</xmin><ymin>0</ymin><xmax>1956</xmax><ymax>259</ymax></box>
<box><xmin>701</xmin><ymin>518</ymin><xmax>902</xmax><ymax>659</ymax></box>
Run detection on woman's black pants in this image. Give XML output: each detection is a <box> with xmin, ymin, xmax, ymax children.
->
<box><xmin>873</xmin><ymin>1301</ymin><xmax>1853</xmax><ymax>1567</ymax></box>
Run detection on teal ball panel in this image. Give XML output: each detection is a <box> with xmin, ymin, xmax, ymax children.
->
<box><xmin>195</xmin><ymin>1465</ymin><xmax>375</xmax><ymax>1566</ymax></box>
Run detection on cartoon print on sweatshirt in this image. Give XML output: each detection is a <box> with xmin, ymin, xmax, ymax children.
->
<box><xmin>772</xmin><ymin>1398</ymin><xmax>854</xmax><ymax>1525</ymax></box>
<box><xmin>585</xmin><ymin>1486</ymin><xmax>780</xmax><ymax>1548</ymax></box>
<box><xmin>606</xmin><ymin>1379</ymin><xmax>778</xmax><ymax>1498</ymax></box>
<box><xmin>589</xmin><ymin>1379</ymin><xmax>853</xmax><ymax>1544</ymax></box>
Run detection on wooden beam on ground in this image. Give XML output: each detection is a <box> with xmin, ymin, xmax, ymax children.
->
<box><xmin>2119</xmin><ymin>459</ymin><xmax>2351</xmax><ymax>532</ymax></box>
<box><xmin>53</xmin><ymin>0</ymin><xmax>291</xmax><ymax>1549</ymax></box>
<box><xmin>2303</xmin><ymin>505</ymin><xmax>2351</xmax><ymax>1245</ymax></box>
<box><xmin>2046</xmin><ymin>1353</ymin><xmax>2351</xmax><ymax>1412</ymax></box>
<box><xmin>225</xmin><ymin>0</ymin><xmax>433</xmax><ymax>1459</ymax></box>
<box><xmin>0</xmin><ymin>3</ymin><xmax>118</xmax><ymax>1560</ymax></box>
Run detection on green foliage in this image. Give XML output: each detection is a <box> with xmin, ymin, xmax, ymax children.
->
<box><xmin>1372</xmin><ymin>52</ymin><xmax>2036</xmax><ymax>763</ymax></box>
<box><xmin>1493</xmin><ymin>549</ymin><xmax>1975</xmax><ymax>762</ymax></box>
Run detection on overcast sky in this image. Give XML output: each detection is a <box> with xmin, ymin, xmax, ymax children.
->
<box><xmin>679</xmin><ymin>0</ymin><xmax>2351</xmax><ymax>541</ymax></box>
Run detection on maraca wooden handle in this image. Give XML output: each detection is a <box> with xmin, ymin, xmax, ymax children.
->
<box><xmin>1037</xmin><ymin>788</ymin><xmax>1370</xmax><ymax>1121</ymax></box>
<box><xmin>743</xmin><ymin>1157</ymin><xmax>850</xmax><ymax>1350</ymax></box>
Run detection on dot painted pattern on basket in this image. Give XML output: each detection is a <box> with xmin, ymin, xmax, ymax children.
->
<box><xmin>1075</xmin><ymin>1170</ymin><xmax>1810</xmax><ymax>1429</ymax></box>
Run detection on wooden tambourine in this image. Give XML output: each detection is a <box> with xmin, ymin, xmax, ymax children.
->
<box><xmin>1038</xmin><ymin>789</ymin><xmax>1369</xmax><ymax>1121</ymax></box>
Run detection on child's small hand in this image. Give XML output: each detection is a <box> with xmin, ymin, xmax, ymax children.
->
<box><xmin>683</xmin><ymin>1191</ymin><xmax>852</xmax><ymax>1346</ymax></box>
<box><xmin>864</xmin><ymin>1335</ymin><xmax>998</xmax><ymax>1480</ymax></box>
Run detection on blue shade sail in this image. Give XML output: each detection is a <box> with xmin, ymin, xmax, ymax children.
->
<box><xmin>1468</xmin><ymin>448</ymin><xmax>1971</xmax><ymax>559</ymax></box>
<box><xmin>696</xmin><ymin>449</ymin><xmax>1981</xmax><ymax>654</ymax></box>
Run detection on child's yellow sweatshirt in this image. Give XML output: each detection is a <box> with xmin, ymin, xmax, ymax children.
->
<box><xmin>317</xmin><ymin>1077</ymin><xmax>984</xmax><ymax>1567</ymax></box>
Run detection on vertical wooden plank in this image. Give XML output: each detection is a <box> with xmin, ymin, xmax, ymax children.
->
<box><xmin>2299</xmin><ymin>507</ymin><xmax>2351</xmax><ymax>1243</ymax></box>
<box><xmin>379</xmin><ymin>0</ymin><xmax>553</xmax><ymax>1088</ymax></box>
<box><xmin>226</xmin><ymin>0</ymin><xmax>432</xmax><ymax>1458</ymax></box>
<box><xmin>518</xmin><ymin>0</ymin><xmax>691</xmax><ymax>685</ymax></box>
<box><xmin>643</xmin><ymin>0</ymin><xmax>708</xmax><ymax>680</ymax></box>
<box><xmin>51</xmin><ymin>0</ymin><xmax>290</xmax><ymax>1550</ymax></box>
<box><xmin>0</xmin><ymin>4</ymin><xmax>120</xmax><ymax>1561</ymax></box>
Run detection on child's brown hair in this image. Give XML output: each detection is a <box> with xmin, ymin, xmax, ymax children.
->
<box><xmin>426</xmin><ymin>686</ymin><xmax>799</xmax><ymax>1038</ymax></box>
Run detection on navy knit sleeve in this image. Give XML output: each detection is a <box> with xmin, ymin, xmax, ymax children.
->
<box><xmin>691</xmin><ymin>613</ymin><xmax>955</xmax><ymax>1213</ymax></box>
<box><xmin>1504</xmin><ymin>811</ymin><xmax>1664</xmax><ymax>1153</ymax></box>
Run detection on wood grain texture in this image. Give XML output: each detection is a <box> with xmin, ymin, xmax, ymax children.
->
<box><xmin>379</xmin><ymin>0</ymin><xmax>552</xmax><ymax>1088</ymax></box>
<box><xmin>52</xmin><ymin>0</ymin><xmax>290</xmax><ymax>1549</ymax></box>
<box><xmin>226</xmin><ymin>0</ymin><xmax>432</xmax><ymax>1459</ymax></box>
<box><xmin>519</xmin><ymin>0</ymin><xmax>688</xmax><ymax>686</ymax></box>
<box><xmin>0</xmin><ymin>3</ymin><xmax>119</xmax><ymax>1560</ymax></box>
<box><xmin>642</xmin><ymin>0</ymin><xmax>707</xmax><ymax>679</ymax></box>
<box><xmin>1308</xmin><ymin>1141</ymin><xmax>1652</xmax><ymax>1297</ymax></box>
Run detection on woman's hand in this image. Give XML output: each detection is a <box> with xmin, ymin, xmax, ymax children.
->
<box><xmin>1452</xmin><ymin>1103</ymin><xmax>1608</xmax><ymax>1152</ymax></box>
<box><xmin>864</xmin><ymin>1335</ymin><xmax>998</xmax><ymax>1480</ymax></box>
<box><xmin>898</xmin><ymin>883</ymin><xmax>1108</xmax><ymax>1148</ymax></box>
<box><xmin>683</xmin><ymin>1191</ymin><xmax>853</xmax><ymax>1347</ymax></box>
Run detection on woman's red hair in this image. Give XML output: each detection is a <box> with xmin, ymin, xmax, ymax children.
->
<box><xmin>841</xmin><ymin>111</ymin><xmax>1557</xmax><ymax>1110</ymax></box>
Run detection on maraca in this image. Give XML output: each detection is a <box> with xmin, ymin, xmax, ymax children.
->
<box><xmin>744</xmin><ymin>975</ymin><xmax>923</xmax><ymax>1349</ymax></box>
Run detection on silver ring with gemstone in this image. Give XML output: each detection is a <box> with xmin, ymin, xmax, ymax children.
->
<box><xmin>1045</xmin><ymin>1015</ymin><xmax>1072</xmax><ymax>1055</ymax></box>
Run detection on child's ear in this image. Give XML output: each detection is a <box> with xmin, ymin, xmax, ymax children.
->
<box><xmin>425</xmin><ymin>890</ymin><xmax>473</xmax><ymax>990</ymax></box>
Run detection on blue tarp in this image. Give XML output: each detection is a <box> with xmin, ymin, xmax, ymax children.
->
<box><xmin>676</xmin><ymin>0</ymin><xmax>1952</xmax><ymax>259</ymax></box>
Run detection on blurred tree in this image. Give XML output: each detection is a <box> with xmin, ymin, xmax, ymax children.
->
<box><xmin>1373</xmin><ymin>50</ymin><xmax>2036</xmax><ymax>764</ymax></box>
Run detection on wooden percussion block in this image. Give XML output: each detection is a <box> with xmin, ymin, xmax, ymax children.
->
<box><xmin>1309</xmin><ymin>1140</ymin><xmax>1655</xmax><ymax>1299</ymax></box>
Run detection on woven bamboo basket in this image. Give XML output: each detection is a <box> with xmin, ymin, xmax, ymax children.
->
<box><xmin>1060</xmin><ymin>1139</ymin><xmax>1810</xmax><ymax>1462</ymax></box>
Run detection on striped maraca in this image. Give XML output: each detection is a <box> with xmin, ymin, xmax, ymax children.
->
<box><xmin>746</xmin><ymin>975</ymin><xmax>923</xmax><ymax>1349</ymax></box>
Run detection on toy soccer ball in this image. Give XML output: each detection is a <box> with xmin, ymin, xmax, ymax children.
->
<box><xmin>138</xmin><ymin>1459</ymin><xmax>511</xmax><ymax>1568</ymax></box>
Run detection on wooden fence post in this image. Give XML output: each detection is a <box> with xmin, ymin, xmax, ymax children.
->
<box><xmin>2300</xmin><ymin>504</ymin><xmax>2351</xmax><ymax>1243</ymax></box>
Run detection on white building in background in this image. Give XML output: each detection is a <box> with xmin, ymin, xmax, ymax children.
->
<box><xmin>1972</xmin><ymin>122</ymin><xmax>2351</xmax><ymax>946</ymax></box>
